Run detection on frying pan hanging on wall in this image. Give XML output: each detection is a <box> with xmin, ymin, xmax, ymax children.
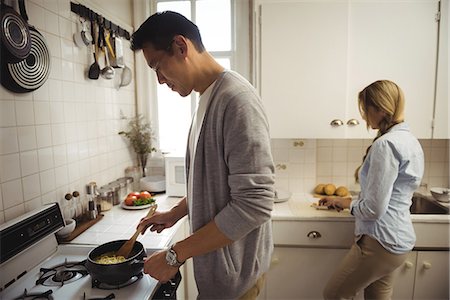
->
<box><xmin>0</xmin><ymin>0</ymin><xmax>31</xmax><ymax>62</ymax></box>
<box><xmin>0</xmin><ymin>0</ymin><xmax>51</xmax><ymax>93</ymax></box>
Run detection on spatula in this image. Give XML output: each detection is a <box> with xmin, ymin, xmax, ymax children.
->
<box><xmin>116</xmin><ymin>204</ymin><xmax>157</xmax><ymax>258</ymax></box>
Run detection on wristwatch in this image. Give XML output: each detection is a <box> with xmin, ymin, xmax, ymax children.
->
<box><xmin>166</xmin><ymin>245</ymin><xmax>184</xmax><ymax>267</ymax></box>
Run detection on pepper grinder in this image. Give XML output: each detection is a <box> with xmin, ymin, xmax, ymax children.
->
<box><xmin>86</xmin><ymin>182</ymin><xmax>99</xmax><ymax>220</ymax></box>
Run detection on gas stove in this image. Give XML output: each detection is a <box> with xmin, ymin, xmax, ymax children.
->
<box><xmin>0</xmin><ymin>203</ymin><xmax>179</xmax><ymax>300</ymax></box>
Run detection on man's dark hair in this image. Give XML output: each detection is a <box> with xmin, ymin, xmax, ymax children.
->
<box><xmin>131</xmin><ymin>11</ymin><xmax>205</xmax><ymax>53</ymax></box>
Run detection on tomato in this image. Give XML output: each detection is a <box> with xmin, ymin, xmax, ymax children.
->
<box><xmin>125</xmin><ymin>195</ymin><xmax>137</xmax><ymax>206</ymax></box>
<box><xmin>140</xmin><ymin>191</ymin><xmax>152</xmax><ymax>199</ymax></box>
<box><xmin>128</xmin><ymin>192</ymin><xmax>141</xmax><ymax>199</ymax></box>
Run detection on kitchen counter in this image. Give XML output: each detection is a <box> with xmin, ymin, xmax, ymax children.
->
<box><xmin>68</xmin><ymin>194</ymin><xmax>185</xmax><ymax>249</ymax></box>
<box><xmin>273</xmin><ymin>193</ymin><xmax>450</xmax><ymax>224</ymax></box>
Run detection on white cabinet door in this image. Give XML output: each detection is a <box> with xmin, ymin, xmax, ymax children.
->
<box><xmin>262</xmin><ymin>247</ymin><xmax>362</xmax><ymax>299</ymax></box>
<box><xmin>392</xmin><ymin>251</ymin><xmax>417</xmax><ymax>300</ymax></box>
<box><xmin>347</xmin><ymin>0</ymin><xmax>439</xmax><ymax>139</ymax></box>
<box><xmin>259</xmin><ymin>1</ymin><xmax>349</xmax><ymax>138</ymax></box>
<box><xmin>413</xmin><ymin>251</ymin><xmax>450</xmax><ymax>299</ymax></box>
<box><xmin>257</xmin><ymin>0</ymin><xmax>440</xmax><ymax>139</ymax></box>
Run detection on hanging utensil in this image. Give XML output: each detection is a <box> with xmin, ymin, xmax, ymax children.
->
<box><xmin>1</xmin><ymin>0</ymin><xmax>50</xmax><ymax>93</ymax></box>
<box><xmin>99</xmin><ymin>23</ymin><xmax>114</xmax><ymax>80</ymax></box>
<box><xmin>116</xmin><ymin>204</ymin><xmax>157</xmax><ymax>258</ymax></box>
<box><xmin>88</xmin><ymin>19</ymin><xmax>100</xmax><ymax>79</ymax></box>
<box><xmin>73</xmin><ymin>17</ymin><xmax>92</xmax><ymax>48</ymax></box>
<box><xmin>0</xmin><ymin>0</ymin><xmax>31</xmax><ymax>63</ymax></box>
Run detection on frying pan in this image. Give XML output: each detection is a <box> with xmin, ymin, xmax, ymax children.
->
<box><xmin>0</xmin><ymin>0</ymin><xmax>50</xmax><ymax>93</ymax></box>
<box><xmin>85</xmin><ymin>240</ymin><xmax>146</xmax><ymax>285</ymax></box>
<box><xmin>0</xmin><ymin>0</ymin><xmax>31</xmax><ymax>63</ymax></box>
<box><xmin>1</xmin><ymin>26</ymin><xmax>51</xmax><ymax>93</ymax></box>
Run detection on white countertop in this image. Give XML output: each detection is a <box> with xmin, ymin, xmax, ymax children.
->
<box><xmin>69</xmin><ymin>194</ymin><xmax>184</xmax><ymax>249</ymax></box>
<box><xmin>67</xmin><ymin>193</ymin><xmax>448</xmax><ymax>250</ymax></box>
<box><xmin>273</xmin><ymin>193</ymin><xmax>450</xmax><ymax>224</ymax></box>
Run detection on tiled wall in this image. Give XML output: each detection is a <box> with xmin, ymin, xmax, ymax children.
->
<box><xmin>0</xmin><ymin>0</ymin><xmax>137</xmax><ymax>224</ymax></box>
<box><xmin>272</xmin><ymin>139</ymin><xmax>450</xmax><ymax>194</ymax></box>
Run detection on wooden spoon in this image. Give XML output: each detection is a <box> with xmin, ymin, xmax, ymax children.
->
<box><xmin>116</xmin><ymin>204</ymin><xmax>157</xmax><ymax>258</ymax></box>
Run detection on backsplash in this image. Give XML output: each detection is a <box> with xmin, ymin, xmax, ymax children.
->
<box><xmin>272</xmin><ymin>139</ymin><xmax>450</xmax><ymax>194</ymax></box>
<box><xmin>0</xmin><ymin>0</ymin><xmax>137</xmax><ymax>224</ymax></box>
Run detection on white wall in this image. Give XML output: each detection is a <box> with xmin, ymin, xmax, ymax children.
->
<box><xmin>0</xmin><ymin>0</ymin><xmax>137</xmax><ymax>223</ymax></box>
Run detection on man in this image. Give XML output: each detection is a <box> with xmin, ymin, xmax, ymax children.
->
<box><xmin>131</xmin><ymin>11</ymin><xmax>275</xmax><ymax>299</ymax></box>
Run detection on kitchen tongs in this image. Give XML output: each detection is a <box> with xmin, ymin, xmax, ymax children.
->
<box><xmin>116</xmin><ymin>204</ymin><xmax>157</xmax><ymax>258</ymax></box>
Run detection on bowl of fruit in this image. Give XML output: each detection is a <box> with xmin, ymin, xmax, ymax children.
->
<box><xmin>121</xmin><ymin>191</ymin><xmax>156</xmax><ymax>210</ymax></box>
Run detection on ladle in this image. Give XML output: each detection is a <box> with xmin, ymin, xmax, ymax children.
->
<box><xmin>101</xmin><ymin>46</ymin><xmax>115</xmax><ymax>80</ymax></box>
<box><xmin>116</xmin><ymin>204</ymin><xmax>157</xmax><ymax>258</ymax></box>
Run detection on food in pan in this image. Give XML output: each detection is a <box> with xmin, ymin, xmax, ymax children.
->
<box><xmin>94</xmin><ymin>252</ymin><xmax>126</xmax><ymax>264</ymax></box>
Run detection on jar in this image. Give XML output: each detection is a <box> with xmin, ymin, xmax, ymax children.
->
<box><xmin>125</xmin><ymin>166</ymin><xmax>141</xmax><ymax>191</ymax></box>
<box><xmin>115</xmin><ymin>178</ymin><xmax>128</xmax><ymax>201</ymax></box>
<box><xmin>107</xmin><ymin>181</ymin><xmax>121</xmax><ymax>205</ymax></box>
<box><xmin>97</xmin><ymin>186</ymin><xmax>114</xmax><ymax>211</ymax></box>
<box><xmin>116</xmin><ymin>176</ymin><xmax>134</xmax><ymax>198</ymax></box>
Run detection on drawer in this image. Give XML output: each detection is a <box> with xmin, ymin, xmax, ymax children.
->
<box><xmin>272</xmin><ymin>220</ymin><xmax>355</xmax><ymax>248</ymax></box>
<box><xmin>413</xmin><ymin>222</ymin><xmax>450</xmax><ymax>249</ymax></box>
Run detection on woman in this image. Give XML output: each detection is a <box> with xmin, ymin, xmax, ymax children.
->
<box><xmin>319</xmin><ymin>80</ymin><xmax>424</xmax><ymax>299</ymax></box>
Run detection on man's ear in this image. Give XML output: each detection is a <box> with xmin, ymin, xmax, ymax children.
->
<box><xmin>173</xmin><ymin>35</ymin><xmax>188</xmax><ymax>56</ymax></box>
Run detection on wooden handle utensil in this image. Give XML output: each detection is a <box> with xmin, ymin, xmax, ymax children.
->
<box><xmin>116</xmin><ymin>204</ymin><xmax>157</xmax><ymax>258</ymax></box>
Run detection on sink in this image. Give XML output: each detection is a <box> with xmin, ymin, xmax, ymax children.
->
<box><xmin>410</xmin><ymin>194</ymin><xmax>449</xmax><ymax>214</ymax></box>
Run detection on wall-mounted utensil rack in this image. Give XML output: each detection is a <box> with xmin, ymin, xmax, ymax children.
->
<box><xmin>70</xmin><ymin>1</ymin><xmax>131</xmax><ymax>40</ymax></box>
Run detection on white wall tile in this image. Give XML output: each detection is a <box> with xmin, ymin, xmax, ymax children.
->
<box><xmin>0</xmin><ymin>128</ymin><xmax>19</xmax><ymax>155</ymax></box>
<box><xmin>32</xmin><ymin>80</ymin><xmax>50</xmax><ymax>101</ymax></box>
<box><xmin>0</xmin><ymin>101</ymin><xmax>16</xmax><ymax>127</ymax></box>
<box><xmin>22</xmin><ymin>174</ymin><xmax>41</xmax><ymax>201</ymax></box>
<box><xmin>4</xmin><ymin>204</ymin><xmax>25</xmax><ymax>222</ymax></box>
<box><xmin>0</xmin><ymin>153</ymin><xmax>21</xmax><ymax>183</ymax></box>
<box><xmin>25</xmin><ymin>197</ymin><xmax>43</xmax><ymax>213</ymax></box>
<box><xmin>17</xmin><ymin>126</ymin><xmax>37</xmax><ymax>151</ymax></box>
<box><xmin>40</xmin><ymin>169</ymin><xmax>56</xmax><ymax>194</ymax></box>
<box><xmin>34</xmin><ymin>102</ymin><xmax>51</xmax><ymax>125</ymax></box>
<box><xmin>54</xmin><ymin>165</ymin><xmax>69</xmax><ymax>187</ymax></box>
<box><xmin>45</xmin><ymin>10</ymin><xmax>60</xmax><ymax>36</ymax></box>
<box><xmin>59</xmin><ymin>15</ymin><xmax>73</xmax><ymax>40</ymax></box>
<box><xmin>53</xmin><ymin>144</ymin><xmax>67</xmax><ymax>166</ymax></box>
<box><xmin>1</xmin><ymin>179</ymin><xmax>24</xmax><ymax>209</ymax></box>
<box><xmin>48</xmin><ymin>79</ymin><xmax>63</xmax><ymax>101</ymax></box>
<box><xmin>26</xmin><ymin>1</ymin><xmax>46</xmax><ymax>31</ymax></box>
<box><xmin>45</xmin><ymin>32</ymin><xmax>62</xmax><ymax>59</ymax></box>
<box><xmin>38</xmin><ymin>147</ymin><xmax>54</xmax><ymax>171</ymax></box>
<box><xmin>15</xmin><ymin>101</ymin><xmax>35</xmax><ymax>126</ymax></box>
<box><xmin>20</xmin><ymin>150</ymin><xmax>39</xmax><ymax>176</ymax></box>
<box><xmin>51</xmin><ymin>124</ymin><xmax>66</xmax><ymax>145</ymax></box>
<box><xmin>36</xmin><ymin>125</ymin><xmax>53</xmax><ymax>148</ymax></box>
<box><xmin>50</xmin><ymin>102</ymin><xmax>65</xmax><ymax>123</ymax></box>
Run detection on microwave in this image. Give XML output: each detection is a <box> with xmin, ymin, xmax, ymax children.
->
<box><xmin>165</xmin><ymin>155</ymin><xmax>186</xmax><ymax>197</ymax></box>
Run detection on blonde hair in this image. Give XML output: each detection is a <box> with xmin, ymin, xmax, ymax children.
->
<box><xmin>355</xmin><ymin>80</ymin><xmax>405</xmax><ymax>182</ymax></box>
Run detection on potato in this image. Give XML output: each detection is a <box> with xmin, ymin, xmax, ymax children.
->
<box><xmin>314</xmin><ymin>184</ymin><xmax>326</xmax><ymax>194</ymax></box>
<box><xmin>335</xmin><ymin>186</ymin><xmax>349</xmax><ymax>197</ymax></box>
<box><xmin>324</xmin><ymin>184</ymin><xmax>336</xmax><ymax>196</ymax></box>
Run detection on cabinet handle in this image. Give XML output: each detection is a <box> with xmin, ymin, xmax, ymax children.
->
<box><xmin>346</xmin><ymin>119</ymin><xmax>360</xmax><ymax>126</ymax></box>
<box><xmin>330</xmin><ymin>119</ymin><xmax>344</xmax><ymax>127</ymax></box>
<box><xmin>423</xmin><ymin>261</ymin><xmax>432</xmax><ymax>269</ymax></box>
<box><xmin>404</xmin><ymin>261</ymin><xmax>414</xmax><ymax>269</ymax></box>
<box><xmin>307</xmin><ymin>231</ymin><xmax>322</xmax><ymax>239</ymax></box>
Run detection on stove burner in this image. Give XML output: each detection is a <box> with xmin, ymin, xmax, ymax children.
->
<box><xmin>13</xmin><ymin>288</ymin><xmax>53</xmax><ymax>300</ymax></box>
<box><xmin>36</xmin><ymin>258</ymin><xmax>88</xmax><ymax>286</ymax></box>
<box><xmin>92</xmin><ymin>273</ymin><xmax>143</xmax><ymax>290</ymax></box>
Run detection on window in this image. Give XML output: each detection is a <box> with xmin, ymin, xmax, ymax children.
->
<box><xmin>152</xmin><ymin>0</ymin><xmax>234</xmax><ymax>154</ymax></box>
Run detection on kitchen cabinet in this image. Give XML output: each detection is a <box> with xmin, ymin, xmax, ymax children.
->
<box><xmin>255</xmin><ymin>0</ymin><xmax>440</xmax><ymax>139</ymax></box>
<box><xmin>264</xmin><ymin>217</ymin><xmax>449</xmax><ymax>300</ymax></box>
<box><xmin>259</xmin><ymin>220</ymin><xmax>363</xmax><ymax>299</ymax></box>
<box><xmin>393</xmin><ymin>251</ymin><xmax>450</xmax><ymax>300</ymax></box>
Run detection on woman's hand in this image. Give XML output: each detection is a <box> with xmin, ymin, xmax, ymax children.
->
<box><xmin>319</xmin><ymin>196</ymin><xmax>352</xmax><ymax>212</ymax></box>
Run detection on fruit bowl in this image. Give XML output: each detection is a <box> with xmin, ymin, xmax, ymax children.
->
<box><xmin>430</xmin><ymin>187</ymin><xmax>450</xmax><ymax>203</ymax></box>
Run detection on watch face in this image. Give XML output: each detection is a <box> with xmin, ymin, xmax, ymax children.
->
<box><xmin>166</xmin><ymin>249</ymin><xmax>178</xmax><ymax>266</ymax></box>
